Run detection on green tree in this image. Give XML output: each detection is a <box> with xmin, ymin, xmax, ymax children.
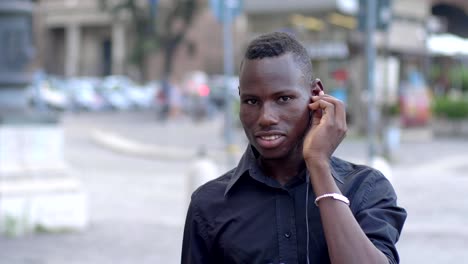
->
<box><xmin>100</xmin><ymin>0</ymin><xmax>201</xmax><ymax>81</ymax></box>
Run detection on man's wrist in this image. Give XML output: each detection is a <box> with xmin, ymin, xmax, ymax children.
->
<box><xmin>306</xmin><ymin>158</ymin><xmax>340</xmax><ymax>195</ymax></box>
<box><xmin>307</xmin><ymin>163</ymin><xmax>332</xmax><ymax>185</ymax></box>
<box><xmin>305</xmin><ymin>157</ymin><xmax>330</xmax><ymax>172</ymax></box>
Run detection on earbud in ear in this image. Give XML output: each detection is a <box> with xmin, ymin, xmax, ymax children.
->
<box><xmin>316</xmin><ymin>79</ymin><xmax>324</xmax><ymax>91</ymax></box>
<box><xmin>311</xmin><ymin>78</ymin><xmax>324</xmax><ymax>96</ymax></box>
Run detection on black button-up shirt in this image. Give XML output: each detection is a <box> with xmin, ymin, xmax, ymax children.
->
<box><xmin>182</xmin><ymin>146</ymin><xmax>407</xmax><ymax>264</ymax></box>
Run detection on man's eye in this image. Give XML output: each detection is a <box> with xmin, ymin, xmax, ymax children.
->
<box><xmin>245</xmin><ymin>99</ymin><xmax>257</xmax><ymax>105</ymax></box>
<box><xmin>278</xmin><ymin>96</ymin><xmax>292</xmax><ymax>102</ymax></box>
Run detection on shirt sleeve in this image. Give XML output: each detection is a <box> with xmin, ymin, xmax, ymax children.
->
<box><xmin>353</xmin><ymin>170</ymin><xmax>407</xmax><ymax>264</ymax></box>
<box><xmin>181</xmin><ymin>199</ymin><xmax>213</xmax><ymax>264</ymax></box>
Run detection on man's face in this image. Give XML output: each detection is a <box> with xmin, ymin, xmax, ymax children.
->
<box><xmin>239</xmin><ymin>53</ymin><xmax>311</xmax><ymax>160</ymax></box>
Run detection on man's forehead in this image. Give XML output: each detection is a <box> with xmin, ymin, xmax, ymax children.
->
<box><xmin>240</xmin><ymin>56</ymin><xmax>308</xmax><ymax>86</ymax></box>
<box><xmin>241</xmin><ymin>54</ymin><xmax>296</xmax><ymax>75</ymax></box>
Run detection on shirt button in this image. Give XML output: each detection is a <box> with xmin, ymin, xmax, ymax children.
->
<box><xmin>284</xmin><ymin>232</ymin><xmax>291</xmax><ymax>238</ymax></box>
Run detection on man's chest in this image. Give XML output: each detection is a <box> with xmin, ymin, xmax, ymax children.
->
<box><xmin>211</xmin><ymin>193</ymin><xmax>329</xmax><ymax>264</ymax></box>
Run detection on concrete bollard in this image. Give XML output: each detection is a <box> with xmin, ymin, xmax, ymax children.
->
<box><xmin>186</xmin><ymin>147</ymin><xmax>219</xmax><ymax>207</ymax></box>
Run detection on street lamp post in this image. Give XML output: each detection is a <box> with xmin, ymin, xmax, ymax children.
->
<box><xmin>0</xmin><ymin>0</ymin><xmax>35</xmax><ymax>236</ymax></box>
<box><xmin>365</xmin><ymin>0</ymin><xmax>378</xmax><ymax>163</ymax></box>
<box><xmin>0</xmin><ymin>0</ymin><xmax>35</xmax><ymax>117</ymax></box>
<box><xmin>223</xmin><ymin>0</ymin><xmax>237</xmax><ymax>166</ymax></box>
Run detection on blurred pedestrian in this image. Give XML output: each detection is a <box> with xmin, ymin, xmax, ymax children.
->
<box><xmin>182</xmin><ymin>32</ymin><xmax>406</xmax><ymax>264</ymax></box>
<box><xmin>168</xmin><ymin>78</ymin><xmax>184</xmax><ymax>119</ymax></box>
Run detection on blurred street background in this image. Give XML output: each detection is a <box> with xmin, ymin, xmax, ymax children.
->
<box><xmin>1</xmin><ymin>0</ymin><xmax>468</xmax><ymax>263</ymax></box>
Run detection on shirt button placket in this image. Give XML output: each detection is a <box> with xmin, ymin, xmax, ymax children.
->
<box><xmin>277</xmin><ymin>190</ymin><xmax>298</xmax><ymax>263</ymax></box>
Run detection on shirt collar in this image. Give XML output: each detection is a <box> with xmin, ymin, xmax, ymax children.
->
<box><xmin>224</xmin><ymin>145</ymin><xmax>345</xmax><ymax>196</ymax></box>
<box><xmin>224</xmin><ymin>145</ymin><xmax>257</xmax><ymax>196</ymax></box>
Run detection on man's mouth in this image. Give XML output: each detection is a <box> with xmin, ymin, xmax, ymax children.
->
<box><xmin>255</xmin><ymin>134</ymin><xmax>285</xmax><ymax>149</ymax></box>
<box><xmin>259</xmin><ymin>135</ymin><xmax>281</xmax><ymax>141</ymax></box>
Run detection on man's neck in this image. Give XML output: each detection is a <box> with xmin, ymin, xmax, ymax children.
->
<box><xmin>258</xmin><ymin>151</ymin><xmax>305</xmax><ymax>186</ymax></box>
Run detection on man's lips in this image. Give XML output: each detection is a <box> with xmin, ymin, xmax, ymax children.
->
<box><xmin>254</xmin><ymin>131</ymin><xmax>286</xmax><ymax>149</ymax></box>
<box><xmin>254</xmin><ymin>131</ymin><xmax>285</xmax><ymax>137</ymax></box>
<box><xmin>258</xmin><ymin>135</ymin><xmax>281</xmax><ymax>140</ymax></box>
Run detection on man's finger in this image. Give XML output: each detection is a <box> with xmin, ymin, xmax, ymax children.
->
<box><xmin>309</xmin><ymin>99</ymin><xmax>335</xmax><ymax>126</ymax></box>
<box><xmin>314</xmin><ymin>95</ymin><xmax>347</xmax><ymax>128</ymax></box>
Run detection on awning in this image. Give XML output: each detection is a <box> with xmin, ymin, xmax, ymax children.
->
<box><xmin>427</xmin><ymin>33</ymin><xmax>468</xmax><ymax>56</ymax></box>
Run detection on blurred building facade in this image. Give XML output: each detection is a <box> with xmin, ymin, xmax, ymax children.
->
<box><xmin>243</xmin><ymin>0</ymin><xmax>467</xmax><ymax>75</ymax></box>
<box><xmin>244</xmin><ymin>0</ymin><xmax>433</xmax><ymax>90</ymax></box>
<box><xmin>432</xmin><ymin>1</ymin><xmax>468</xmax><ymax>37</ymax></box>
<box><xmin>243</xmin><ymin>0</ymin><xmax>438</xmax><ymax>130</ymax></box>
<box><xmin>34</xmin><ymin>0</ymin><xmax>246</xmax><ymax>80</ymax></box>
<box><xmin>32</xmin><ymin>0</ymin><xmax>466</xmax><ymax>85</ymax></box>
<box><xmin>431</xmin><ymin>0</ymin><xmax>468</xmax><ymax>38</ymax></box>
<box><xmin>35</xmin><ymin>0</ymin><xmax>126</xmax><ymax>77</ymax></box>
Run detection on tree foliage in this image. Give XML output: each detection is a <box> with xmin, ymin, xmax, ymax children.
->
<box><xmin>100</xmin><ymin>0</ymin><xmax>202</xmax><ymax>80</ymax></box>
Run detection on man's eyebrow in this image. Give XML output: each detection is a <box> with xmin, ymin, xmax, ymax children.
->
<box><xmin>239</xmin><ymin>93</ymin><xmax>258</xmax><ymax>97</ymax></box>
<box><xmin>271</xmin><ymin>89</ymin><xmax>298</xmax><ymax>96</ymax></box>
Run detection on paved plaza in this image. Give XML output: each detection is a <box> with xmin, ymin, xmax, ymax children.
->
<box><xmin>1</xmin><ymin>111</ymin><xmax>467</xmax><ymax>264</ymax></box>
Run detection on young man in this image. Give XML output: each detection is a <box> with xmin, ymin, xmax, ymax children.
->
<box><xmin>182</xmin><ymin>32</ymin><xmax>406</xmax><ymax>264</ymax></box>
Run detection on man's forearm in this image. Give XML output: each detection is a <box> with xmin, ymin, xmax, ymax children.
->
<box><xmin>307</xmin><ymin>162</ymin><xmax>389</xmax><ymax>264</ymax></box>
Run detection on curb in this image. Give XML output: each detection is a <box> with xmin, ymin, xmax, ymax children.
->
<box><xmin>90</xmin><ymin>129</ymin><xmax>241</xmax><ymax>162</ymax></box>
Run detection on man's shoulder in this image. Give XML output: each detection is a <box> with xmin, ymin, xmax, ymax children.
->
<box><xmin>190</xmin><ymin>168</ymin><xmax>236</xmax><ymax>206</ymax></box>
<box><xmin>331</xmin><ymin>156</ymin><xmax>389</xmax><ymax>185</ymax></box>
<box><xmin>331</xmin><ymin>156</ymin><xmax>395</xmax><ymax>202</ymax></box>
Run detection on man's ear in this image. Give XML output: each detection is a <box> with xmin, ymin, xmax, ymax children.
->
<box><xmin>311</xmin><ymin>78</ymin><xmax>324</xmax><ymax>96</ymax></box>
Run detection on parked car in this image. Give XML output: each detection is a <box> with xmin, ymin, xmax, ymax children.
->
<box><xmin>68</xmin><ymin>78</ymin><xmax>106</xmax><ymax>111</ymax></box>
<box><xmin>124</xmin><ymin>82</ymin><xmax>158</xmax><ymax>109</ymax></box>
<box><xmin>27</xmin><ymin>76</ymin><xmax>69</xmax><ymax>111</ymax></box>
<box><xmin>97</xmin><ymin>76</ymin><xmax>134</xmax><ymax>110</ymax></box>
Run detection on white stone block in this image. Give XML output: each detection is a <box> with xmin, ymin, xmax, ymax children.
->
<box><xmin>0</xmin><ymin>125</ymin><xmax>67</xmax><ymax>175</ymax></box>
<box><xmin>0</xmin><ymin>174</ymin><xmax>88</xmax><ymax>235</ymax></box>
<box><xmin>29</xmin><ymin>191</ymin><xmax>89</xmax><ymax>230</ymax></box>
<box><xmin>0</xmin><ymin>191</ymin><xmax>88</xmax><ymax>234</ymax></box>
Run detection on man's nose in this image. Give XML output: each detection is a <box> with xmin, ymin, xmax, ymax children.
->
<box><xmin>258</xmin><ymin>103</ymin><xmax>279</xmax><ymax>127</ymax></box>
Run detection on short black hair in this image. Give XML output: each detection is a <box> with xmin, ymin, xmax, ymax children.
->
<box><xmin>243</xmin><ymin>32</ymin><xmax>313</xmax><ymax>83</ymax></box>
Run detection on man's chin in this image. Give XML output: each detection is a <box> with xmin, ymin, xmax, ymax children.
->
<box><xmin>254</xmin><ymin>143</ymin><xmax>303</xmax><ymax>162</ymax></box>
<box><xmin>256</xmin><ymin>148</ymin><xmax>288</xmax><ymax>161</ymax></box>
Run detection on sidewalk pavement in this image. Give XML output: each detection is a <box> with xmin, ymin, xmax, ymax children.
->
<box><xmin>83</xmin><ymin>112</ymin><xmax>248</xmax><ymax>166</ymax></box>
<box><xmin>82</xmin><ymin>111</ymin><xmax>448</xmax><ymax>167</ymax></box>
<box><xmin>65</xmin><ymin>111</ymin><xmax>468</xmax><ymax>263</ymax></box>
